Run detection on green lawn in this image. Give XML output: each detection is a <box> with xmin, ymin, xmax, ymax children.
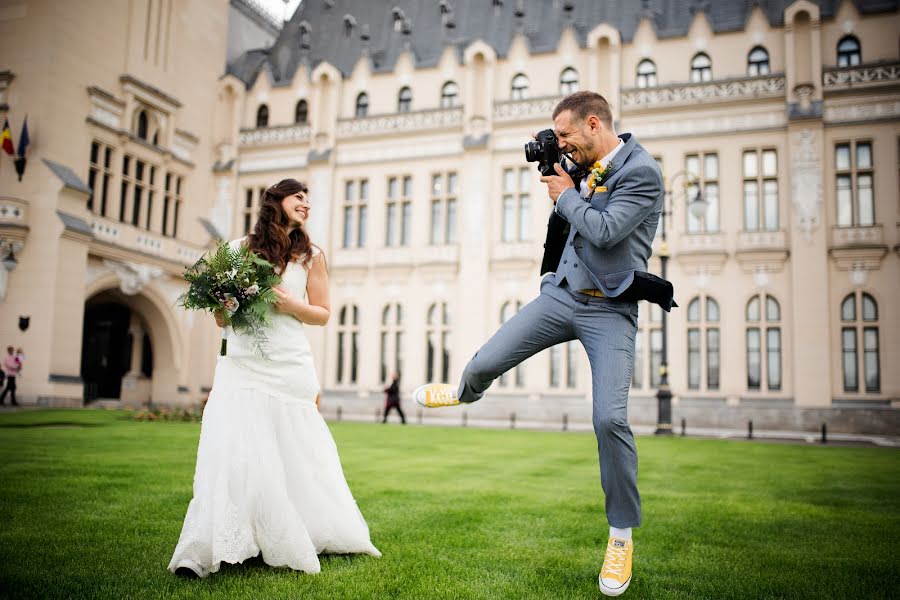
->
<box><xmin>0</xmin><ymin>409</ymin><xmax>897</xmax><ymax>600</ymax></box>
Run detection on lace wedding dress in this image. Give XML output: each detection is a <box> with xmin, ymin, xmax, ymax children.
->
<box><xmin>168</xmin><ymin>241</ymin><xmax>380</xmax><ymax>577</ymax></box>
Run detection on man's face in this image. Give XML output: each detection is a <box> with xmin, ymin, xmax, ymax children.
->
<box><xmin>554</xmin><ymin>110</ymin><xmax>598</xmax><ymax>167</ymax></box>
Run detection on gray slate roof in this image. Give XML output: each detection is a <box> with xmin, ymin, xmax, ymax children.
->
<box><xmin>227</xmin><ymin>0</ymin><xmax>898</xmax><ymax>87</ymax></box>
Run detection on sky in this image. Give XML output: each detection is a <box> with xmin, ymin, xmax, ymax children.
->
<box><xmin>255</xmin><ymin>0</ymin><xmax>303</xmax><ymax>23</ymax></box>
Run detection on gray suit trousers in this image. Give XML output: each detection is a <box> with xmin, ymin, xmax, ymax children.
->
<box><xmin>457</xmin><ymin>278</ymin><xmax>641</xmax><ymax>528</ymax></box>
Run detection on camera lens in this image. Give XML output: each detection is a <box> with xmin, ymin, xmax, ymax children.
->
<box><xmin>524</xmin><ymin>140</ymin><xmax>540</xmax><ymax>163</ymax></box>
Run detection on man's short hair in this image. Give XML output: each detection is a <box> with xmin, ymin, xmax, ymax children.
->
<box><xmin>552</xmin><ymin>91</ymin><xmax>613</xmax><ymax>128</ymax></box>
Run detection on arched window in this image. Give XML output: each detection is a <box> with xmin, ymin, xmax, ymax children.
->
<box><xmin>397</xmin><ymin>86</ymin><xmax>412</xmax><ymax>113</ymax></box>
<box><xmin>633</xmin><ymin>302</ymin><xmax>663</xmax><ymax>389</ymax></box>
<box><xmin>294</xmin><ymin>99</ymin><xmax>308</xmax><ymax>124</ymax></box>
<box><xmin>136</xmin><ymin>109</ymin><xmax>149</xmax><ymax>140</ymax></box>
<box><xmin>255</xmin><ymin>104</ymin><xmax>269</xmax><ymax>128</ymax></box>
<box><xmin>841</xmin><ymin>292</ymin><xmax>880</xmax><ymax>393</ymax></box>
<box><xmin>747</xmin><ymin>46</ymin><xmax>770</xmax><ymax>76</ymax></box>
<box><xmin>690</xmin><ymin>52</ymin><xmax>712</xmax><ymax>83</ymax></box>
<box><xmin>380</xmin><ymin>303</ymin><xmax>404</xmax><ymax>383</ymax></box>
<box><xmin>440</xmin><ymin>81</ymin><xmax>458</xmax><ymax>108</ymax></box>
<box><xmin>355</xmin><ymin>92</ymin><xmax>369</xmax><ymax>118</ymax></box>
<box><xmin>510</xmin><ymin>73</ymin><xmax>529</xmax><ymax>100</ymax></box>
<box><xmin>687</xmin><ymin>295</ymin><xmax>720</xmax><ymax>390</ymax></box>
<box><xmin>746</xmin><ymin>294</ymin><xmax>782</xmax><ymax>392</ymax></box>
<box><xmin>636</xmin><ymin>59</ymin><xmax>657</xmax><ymax>88</ymax></box>
<box><xmin>837</xmin><ymin>35</ymin><xmax>861</xmax><ymax>67</ymax></box>
<box><xmin>559</xmin><ymin>67</ymin><xmax>579</xmax><ymax>95</ymax></box>
<box><xmin>426</xmin><ymin>302</ymin><xmax>451</xmax><ymax>383</ymax></box>
<box><xmin>336</xmin><ymin>304</ymin><xmax>360</xmax><ymax>385</ymax></box>
<box><xmin>498</xmin><ymin>301</ymin><xmax>524</xmax><ymax>387</ymax></box>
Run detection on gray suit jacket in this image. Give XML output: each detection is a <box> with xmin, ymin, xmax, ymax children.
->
<box><xmin>552</xmin><ymin>133</ymin><xmax>663</xmax><ymax>298</ymax></box>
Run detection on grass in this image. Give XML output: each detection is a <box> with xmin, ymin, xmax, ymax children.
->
<box><xmin>0</xmin><ymin>409</ymin><xmax>898</xmax><ymax>599</ymax></box>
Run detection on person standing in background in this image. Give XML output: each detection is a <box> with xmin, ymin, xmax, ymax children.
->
<box><xmin>0</xmin><ymin>346</ymin><xmax>20</xmax><ymax>406</ymax></box>
<box><xmin>382</xmin><ymin>373</ymin><xmax>406</xmax><ymax>424</ymax></box>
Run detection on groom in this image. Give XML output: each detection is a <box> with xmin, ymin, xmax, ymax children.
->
<box><xmin>415</xmin><ymin>91</ymin><xmax>664</xmax><ymax>597</ymax></box>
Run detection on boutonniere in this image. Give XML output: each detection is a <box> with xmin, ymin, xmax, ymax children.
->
<box><xmin>586</xmin><ymin>160</ymin><xmax>613</xmax><ymax>191</ymax></box>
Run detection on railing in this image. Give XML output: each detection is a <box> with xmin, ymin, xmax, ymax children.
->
<box><xmin>621</xmin><ymin>75</ymin><xmax>785</xmax><ymax>109</ymax></box>
<box><xmin>736</xmin><ymin>230</ymin><xmax>788</xmax><ymax>252</ymax></box>
<box><xmin>830</xmin><ymin>225</ymin><xmax>884</xmax><ymax>249</ymax></box>
<box><xmin>90</xmin><ymin>216</ymin><xmax>204</xmax><ymax>266</ymax></box>
<box><xmin>494</xmin><ymin>96</ymin><xmax>563</xmax><ymax>122</ymax></box>
<box><xmin>239</xmin><ymin>123</ymin><xmax>311</xmax><ymax>146</ymax></box>
<box><xmin>336</xmin><ymin>107</ymin><xmax>463</xmax><ymax>138</ymax></box>
<box><xmin>823</xmin><ymin>62</ymin><xmax>900</xmax><ymax>91</ymax></box>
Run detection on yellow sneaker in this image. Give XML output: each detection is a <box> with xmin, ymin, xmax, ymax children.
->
<box><xmin>413</xmin><ymin>383</ymin><xmax>459</xmax><ymax>408</ymax></box>
<box><xmin>599</xmin><ymin>536</ymin><xmax>633</xmax><ymax>596</ymax></box>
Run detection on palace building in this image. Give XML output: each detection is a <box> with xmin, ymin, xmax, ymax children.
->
<box><xmin>1</xmin><ymin>0</ymin><xmax>897</xmax><ymax>434</ymax></box>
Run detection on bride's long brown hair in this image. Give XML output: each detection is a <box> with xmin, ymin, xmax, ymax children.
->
<box><xmin>247</xmin><ymin>178</ymin><xmax>320</xmax><ymax>273</ymax></box>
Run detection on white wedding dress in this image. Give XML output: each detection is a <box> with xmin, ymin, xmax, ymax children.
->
<box><xmin>168</xmin><ymin>241</ymin><xmax>380</xmax><ymax>577</ymax></box>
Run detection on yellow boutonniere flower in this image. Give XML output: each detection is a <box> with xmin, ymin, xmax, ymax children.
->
<box><xmin>587</xmin><ymin>160</ymin><xmax>613</xmax><ymax>191</ymax></box>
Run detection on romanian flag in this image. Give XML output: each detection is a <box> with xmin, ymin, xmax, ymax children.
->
<box><xmin>0</xmin><ymin>118</ymin><xmax>13</xmax><ymax>156</ymax></box>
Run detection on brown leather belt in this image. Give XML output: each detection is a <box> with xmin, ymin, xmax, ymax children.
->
<box><xmin>578</xmin><ymin>289</ymin><xmax>605</xmax><ymax>298</ymax></box>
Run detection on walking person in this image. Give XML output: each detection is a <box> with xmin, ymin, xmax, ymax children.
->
<box><xmin>0</xmin><ymin>346</ymin><xmax>20</xmax><ymax>406</ymax></box>
<box><xmin>169</xmin><ymin>178</ymin><xmax>380</xmax><ymax>578</ymax></box>
<box><xmin>382</xmin><ymin>373</ymin><xmax>406</xmax><ymax>424</ymax></box>
<box><xmin>415</xmin><ymin>92</ymin><xmax>671</xmax><ymax>596</ymax></box>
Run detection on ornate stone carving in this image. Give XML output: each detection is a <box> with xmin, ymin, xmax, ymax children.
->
<box><xmin>103</xmin><ymin>259</ymin><xmax>164</xmax><ymax>295</ymax></box>
<box><xmin>493</xmin><ymin>96</ymin><xmax>563</xmax><ymax>122</ymax></box>
<box><xmin>823</xmin><ymin>62</ymin><xmax>900</xmax><ymax>90</ymax></box>
<box><xmin>621</xmin><ymin>75</ymin><xmax>785</xmax><ymax>109</ymax></box>
<box><xmin>336</xmin><ymin>107</ymin><xmax>463</xmax><ymax>138</ymax></box>
<box><xmin>790</xmin><ymin>128</ymin><xmax>823</xmax><ymax>242</ymax></box>
<box><xmin>239</xmin><ymin>124</ymin><xmax>311</xmax><ymax>146</ymax></box>
<box><xmin>824</xmin><ymin>100</ymin><xmax>900</xmax><ymax>124</ymax></box>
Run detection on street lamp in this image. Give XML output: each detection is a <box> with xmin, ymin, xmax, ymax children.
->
<box><xmin>655</xmin><ymin>171</ymin><xmax>705</xmax><ymax>435</ymax></box>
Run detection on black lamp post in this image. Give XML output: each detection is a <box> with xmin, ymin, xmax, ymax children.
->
<box><xmin>655</xmin><ymin>173</ymin><xmax>706</xmax><ymax>435</ymax></box>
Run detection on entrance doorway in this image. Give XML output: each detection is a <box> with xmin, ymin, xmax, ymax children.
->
<box><xmin>81</xmin><ymin>302</ymin><xmax>131</xmax><ymax>401</ymax></box>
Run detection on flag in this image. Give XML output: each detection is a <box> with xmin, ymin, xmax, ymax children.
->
<box><xmin>0</xmin><ymin>118</ymin><xmax>13</xmax><ymax>156</ymax></box>
<box><xmin>13</xmin><ymin>116</ymin><xmax>29</xmax><ymax>181</ymax></box>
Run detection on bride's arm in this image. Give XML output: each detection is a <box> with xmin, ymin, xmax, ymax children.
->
<box><xmin>273</xmin><ymin>253</ymin><xmax>331</xmax><ymax>326</ymax></box>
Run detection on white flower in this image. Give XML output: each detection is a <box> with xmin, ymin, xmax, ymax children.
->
<box><xmin>227</xmin><ymin>268</ymin><xmax>238</xmax><ymax>279</ymax></box>
<box><xmin>245</xmin><ymin>284</ymin><xmax>260</xmax><ymax>296</ymax></box>
<box><xmin>222</xmin><ymin>294</ymin><xmax>240</xmax><ymax>314</ymax></box>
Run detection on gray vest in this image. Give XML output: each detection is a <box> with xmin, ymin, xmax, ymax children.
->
<box><xmin>552</xmin><ymin>189</ymin><xmax>595</xmax><ymax>291</ymax></box>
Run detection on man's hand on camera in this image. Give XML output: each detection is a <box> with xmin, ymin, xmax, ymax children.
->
<box><xmin>540</xmin><ymin>163</ymin><xmax>575</xmax><ymax>203</ymax></box>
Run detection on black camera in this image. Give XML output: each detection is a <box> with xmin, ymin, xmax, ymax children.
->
<box><xmin>525</xmin><ymin>128</ymin><xmax>561</xmax><ymax>177</ymax></box>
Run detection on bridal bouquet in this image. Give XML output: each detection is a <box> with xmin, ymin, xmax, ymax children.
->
<box><xmin>180</xmin><ymin>241</ymin><xmax>281</xmax><ymax>356</ymax></box>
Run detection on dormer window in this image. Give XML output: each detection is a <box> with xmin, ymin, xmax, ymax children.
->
<box><xmin>355</xmin><ymin>92</ymin><xmax>369</xmax><ymax>118</ymax></box>
<box><xmin>837</xmin><ymin>35</ymin><xmax>861</xmax><ymax>67</ymax></box>
<box><xmin>256</xmin><ymin>104</ymin><xmax>269</xmax><ymax>128</ymax></box>
<box><xmin>690</xmin><ymin>52</ymin><xmax>712</xmax><ymax>83</ymax></box>
<box><xmin>343</xmin><ymin>14</ymin><xmax>356</xmax><ymax>36</ymax></box>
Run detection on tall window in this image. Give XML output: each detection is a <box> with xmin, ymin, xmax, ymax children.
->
<box><xmin>501</xmin><ymin>167</ymin><xmax>531</xmax><ymax>242</ymax></box>
<box><xmin>380</xmin><ymin>303</ymin><xmax>404</xmax><ymax>383</ymax></box>
<box><xmin>336</xmin><ymin>305</ymin><xmax>360</xmax><ymax>385</ymax></box>
<box><xmin>242</xmin><ymin>187</ymin><xmax>265</xmax><ymax>235</ymax></box>
<box><xmin>120</xmin><ymin>155</ymin><xmax>131</xmax><ymax>223</ymax></box>
<box><xmin>295</xmin><ymin>99</ymin><xmax>308</xmax><ymax>124</ymax></box>
<box><xmin>87</xmin><ymin>140</ymin><xmax>113</xmax><ymax>217</ymax></box>
<box><xmin>397</xmin><ymin>87</ymin><xmax>412</xmax><ymax>113</ymax></box>
<box><xmin>687</xmin><ymin>296</ymin><xmax>720</xmax><ymax>391</ymax></box>
<box><xmin>841</xmin><ymin>292</ymin><xmax>880</xmax><ymax>393</ymax></box>
<box><xmin>498</xmin><ymin>301</ymin><xmax>524</xmax><ymax>388</ymax></box>
<box><xmin>633</xmin><ymin>302</ymin><xmax>663</xmax><ymax>389</ymax></box>
<box><xmin>355</xmin><ymin>93</ymin><xmax>369</xmax><ymax>118</ymax></box>
<box><xmin>837</xmin><ymin>35</ymin><xmax>861</xmax><ymax>67</ymax></box>
<box><xmin>426</xmin><ymin>302</ymin><xmax>451</xmax><ymax>383</ymax></box>
<box><xmin>636</xmin><ymin>59</ymin><xmax>657</xmax><ymax>88</ymax></box>
<box><xmin>165</xmin><ymin>174</ymin><xmax>183</xmax><ymax>238</ymax></box>
<box><xmin>511</xmin><ymin>74</ymin><xmax>529</xmax><ymax>100</ymax></box>
<box><xmin>430</xmin><ymin>172</ymin><xmax>458</xmax><ymax>245</ymax></box>
<box><xmin>690</xmin><ymin>52</ymin><xmax>712</xmax><ymax>83</ymax></box>
<box><xmin>136</xmin><ymin>110</ymin><xmax>150</xmax><ymax>140</ymax></box>
<box><xmin>386</xmin><ymin>175</ymin><xmax>412</xmax><ymax>247</ymax></box>
<box><xmin>256</xmin><ymin>104</ymin><xmax>269</xmax><ymax>128</ymax></box>
<box><xmin>549</xmin><ymin>341</ymin><xmax>579</xmax><ymax>389</ymax></box>
<box><xmin>132</xmin><ymin>160</ymin><xmax>147</xmax><ymax>227</ymax></box>
<box><xmin>441</xmin><ymin>81</ymin><xmax>459</xmax><ymax>108</ymax></box>
<box><xmin>342</xmin><ymin>179</ymin><xmax>368</xmax><ymax>248</ymax></box>
<box><xmin>685</xmin><ymin>153</ymin><xmax>719</xmax><ymax>233</ymax></box>
<box><xmin>746</xmin><ymin>295</ymin><xmax>782</xmax><ymax>392</ymax></box>
<box><xmin>747</xmin><ymin>46</ymin><xmax>770</xmax><ymax>76</ymax></box>
<box><xmin>743</xmin><ymin>149</ymin><xmax>779</xmax><ymax>231</ymax></box>
<box><xmin>835</xmin><ymin>141</ymin><xmax>874</xmax><ymax>227</ymax></box>
<box><xmin>559</xmin><ymin>67</ymin><xmax>579</xmax><ymax>95</ymax></box>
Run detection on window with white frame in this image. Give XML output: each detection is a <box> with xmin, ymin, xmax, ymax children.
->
<box><xmin>837</xmin><ymin>35</ymin><xmax>861</xmax><ymax>67</ymax></box>
<box><xmin>342</xmin><ymin>179</ymin><xmax>368</xmax><ymax>248</ymax></box>
<box><xmin>355</xmin><ymin>92</ymin><xmax>369</xmax><ymax>118</ymax></box>
<box><xmin>87</xmin><ymin>140</ymin><xmax>114</xmax><ymax>217</ymax></box>
<box><xmin>559</xmin><ymin>67</ymin><xmax>579</xmax><ymax>95</ymax></box>
<box><xmin>426</xmin><ymin>302</ymin><xmax>451</xmax><ymax>383</ymax></box>
<box><xmin>549</xmin><ymin>341</ymin><xmax>579</xmax><ymax>389</ymax></box>
<box><xmin>743</xmin><ymin>149</ymin><xmax>779</xmax><ymax>231</ymax></box>
<box><xmin>501</xmin><ymin>167</ymin><xmax>531</xmax><ymax>242</ymax></box>
<box><xmin>498</xmin><ymin>301</ymin><xmax>524</xmax><ymax>388</ymax></box>
<box><xmin>636</xmin><ymin>59</ymin><xmax>657</xmax><ymax>88</ymax></box>
<box><xmin>256</xmin><ymin>104</ymin><xmax>269</xmax><ymax>128</ymax></box>
<box><xmin>440</xmin><ymin>81</ymin><xmax>459</xmax><ymax>108</ymax></box>
<box><xmin>685</xmin><ymin>153</ymin><xmax>719</xmax><ymax>233</ymax></box>
<box><xmin>511</xmin><ymin>73</ymin><xmax>529</xmax><ymax>100</ymax></box>
<box><xmin>336</xmin><ymin>305</ymin><xmax>360</xmax><ymax>385</ymax></box>
<box><xmin>241</xmin><ymin>186</ymin><xmax>265</xmax><ymax>235</ymax></box>
<box><xmin>430</xmin><ymin>172</ymin><xmax>458</xmax><ymax>245</ymax></box>
<box><xmin>835</xmin><ymin>141</ymin><xmax>874</xmax><ymax>227</ymax></box>
<box><xmin>690</xmin><ymin>52</ymin><xmax>712</xmax><ymax>82</ymax></box>
<box><xmin>295</xmin><ymin>99</ymin><xmax>308</xmax><ymax>124</ymax></box>
<box><xmin>841</xmin><ymin>292</ymin><xmax>880</xmax><ymax>393</ymax></box>
<box><xmin>746</xmin><ymin>294</ymin><xmax>782</xmax><ymax>392</ymax></box>
<box><xmin>385</xmin><ymin>176</ymin><xmax>412</xmax><ymax>247</ymax></box>
<box><xmin>687</xmin><ymin>296</ymin><xmax>720</xmax><ymax>391</ymax></box>
<box><xmin>633</xmin><ymin>302</ymin><xmax>663</xmax><ymax>389</ymax></box>
<box><xmin>380</xmin><ymin>303</ymin><xmax>404</xmax><ymax>383</ymax></box>
<box><xmin>397</xmin><ymin>87</ymin><xmax>412</xmax><ymax>113</ymax></box>
<box><xmin>747</xmin><ymin>46</ymin><xmax>770</xmax><ymax>76</ymax></box>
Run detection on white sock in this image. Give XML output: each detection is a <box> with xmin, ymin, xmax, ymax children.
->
<box><xmin>610</xmin><ymin>526</ymin><xmax>632</xmax><ymax>540</ymax></box>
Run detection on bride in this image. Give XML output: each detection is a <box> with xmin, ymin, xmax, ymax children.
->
<box><xmin>169</xmin><ymin>178</ymin><xmax>380</xmax><ymax>578</ymax></box>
